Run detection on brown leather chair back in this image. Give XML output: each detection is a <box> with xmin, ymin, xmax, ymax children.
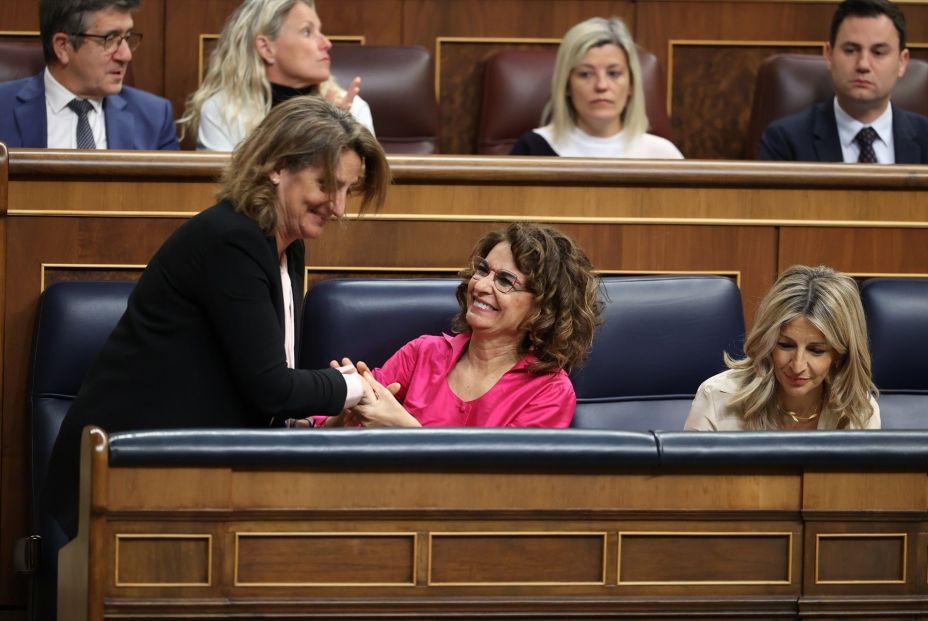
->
<box><xmin>745</xmin><ymin>53</ymin><xmax>928</xmax><ymax>158</ymax></box>
<box><xmin>0</xmin><ymin>39</ymin><xmax>46</xmax><ymax>83</ymax></box>
<box><xmin>476</xmin><ymin>46</ymin><xmax>672</xmax><ymax>155</ymax></box>
<box><xmin>330</xmin><ymin>45</ymin><xmax>440</xmax><ymax>154</ymax></box>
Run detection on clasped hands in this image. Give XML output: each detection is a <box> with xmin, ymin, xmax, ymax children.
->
<box><xmin>324</xmin><ymin>357</ymin><xmax>420</xmax><ymax>428</ymax></box>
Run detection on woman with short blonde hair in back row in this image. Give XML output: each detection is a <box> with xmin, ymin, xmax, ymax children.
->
<box><xmin>686</xmin><ymin>265</ymin><xmax>880</xmax><ymax>431</ymax></box>
<box><xmin>510</xmin><ymin>16</ymin><xmax>683</xmax><ymax>158</ymax></box>
<box><xmin>180</xmin><ymin>0</ymin><xmax>373</xmax><ymax>150</ymax></box>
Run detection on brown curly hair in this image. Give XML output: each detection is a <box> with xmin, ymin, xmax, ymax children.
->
<box><xmin>452</xmin><ymin>222</ymin><xmax>603</xmax><ymax>374</ymax></box>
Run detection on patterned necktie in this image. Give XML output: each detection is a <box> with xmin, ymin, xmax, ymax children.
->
<box><xmin>855</xmin><ymin>126</ymin><xmax>878</xmax><ymax>164</ymax></box>
<box><xmin>67</xmin><ymin>98</ymin><xmax>97</xmax><ymax>149</ymax></box>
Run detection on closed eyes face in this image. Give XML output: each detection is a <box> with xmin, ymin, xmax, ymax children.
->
<box><xmin>771</xmin><ymin>315</ymin><xmax>838</xmax><ymax>411</ymax></box>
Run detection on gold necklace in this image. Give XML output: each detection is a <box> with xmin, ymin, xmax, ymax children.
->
<box><xmin>776</xmin><ymin>402</ymin><xmax>821</xmax><ymax>423</ymax></box>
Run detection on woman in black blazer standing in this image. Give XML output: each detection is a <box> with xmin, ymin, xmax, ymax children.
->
<box><xmin>43</xmin><ymin>96</ymin><xmax>390</xmax><ymax>539</ymax></box>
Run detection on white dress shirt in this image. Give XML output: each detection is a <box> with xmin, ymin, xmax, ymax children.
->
<box><xmin>834</xmin><ymin>98</ymin><xmax>894</xmax><ymax>164</ymax></box>
<box><xmin>44</xmin><ymin>68</ymin><xmax>107</xmax><ymax>149</ymax></box>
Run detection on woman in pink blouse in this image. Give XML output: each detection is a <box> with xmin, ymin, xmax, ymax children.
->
<box><xmin>325</xmin><ymin>223</ymin><xmax>602</xmax><ymax>428</ymax></box>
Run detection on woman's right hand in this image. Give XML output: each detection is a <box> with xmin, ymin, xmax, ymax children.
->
<box><xmin>324</xmin><ymin>77</ymin><xmax>361</xmax><ymax>112</ymax></box>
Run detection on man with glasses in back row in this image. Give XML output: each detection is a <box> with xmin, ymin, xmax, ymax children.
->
<box><xmin>0</xmin><ymin>0</ymin><xmax>178</xmax><ymax>149</ymax></box>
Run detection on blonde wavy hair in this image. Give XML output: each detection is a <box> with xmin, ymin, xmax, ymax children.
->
<box><xmin>544</xmin><ymin>16</ymin><xmax>649</xmax><ymax>143</ymax></box>
<box><xmin>725</xmin><ymin>265</ymin><xmax>878</xmax><ymax>430</ymax></box>
<box><xmin>218</xmin><ymin>96</ymin><xmax>389</xmax><ymax>235</ymax></box>
<box><xmin>451</xmin><ymin>223</ymin><xmax>603</xmax><ymax>375</ymax></box>
<box><xmin>179</xmin><ymin>0</ymin><xmax>345</xmax><ymax>141</ymax></box>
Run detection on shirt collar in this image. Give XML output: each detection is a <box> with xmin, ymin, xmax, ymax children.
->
<box><xmin>44</xmin><ymin>67</ymin><xmax>105</xmax><ymax>115</ymax></box>
<box><xmin>833</xmin><ymin>97</ymin><xmax>893</xmax><ymax>149</ymax></box>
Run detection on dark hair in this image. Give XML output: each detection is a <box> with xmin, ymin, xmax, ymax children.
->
<box><xmin>40</xmin><ymin>0</ymin><xmax>140</xmax><ymax>63</ymax></box>
<box><xmin>829</xmin><ymin>0</ymin><xmax>906</xmax><ymax>50</ymax></box>
<box><xmin>452</xmin><ymin>222</ymin><xmax>603</xmax><ymax>374</ymax></box>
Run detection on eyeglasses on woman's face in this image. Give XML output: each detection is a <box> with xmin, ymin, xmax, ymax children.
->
<box><xmin>472</xmin><ymin>256</ymin><xmax>530</xmax><ymax>294</ymax></box>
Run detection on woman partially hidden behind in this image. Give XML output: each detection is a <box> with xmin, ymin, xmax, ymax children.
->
<box><xmin>44</xmin><ymin>97</ymin><xmax>390</xmax><ymax>539</ymax></box>
<box><xmin>685</xmin><ymin>265</ymin><xmax>880</xmax><ymax>431</ymax></box>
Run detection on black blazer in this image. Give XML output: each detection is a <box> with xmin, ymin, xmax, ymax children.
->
<box><xmin>43</xmin><ymin>201</ymin><xmax>346</xmax><ymax>538</ymax></box>
<box><xmin>759</xmin><ymin>101</ymin><xmax>928</xmax><ymax>163</ymax></box>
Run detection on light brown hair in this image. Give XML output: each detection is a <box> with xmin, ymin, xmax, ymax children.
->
<box><xmin>218</xmin><ymin>96</ymin><xmax>389</xmax><ymax>234</ymax></box>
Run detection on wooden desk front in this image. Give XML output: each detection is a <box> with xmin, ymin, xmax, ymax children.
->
<box><xmin>1</xmin><ymin>148</ymin><xmax>927</xmax><ymax>610</ymax></box>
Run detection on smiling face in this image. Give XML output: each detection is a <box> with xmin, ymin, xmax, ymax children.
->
<box><xmin>270</xmin><ymin>149</ymin><xmax>361</xmax><ymax>253</ymax></box>
<box><xmin>52</xmin><ymin>7</ymin><xmax>133</xmax><ymax>98</ymax></box>
<box><xmin>260</xmin><ymin>2</ymin><xmax>332</xmax><ymax>88</ymax></box>
<box><xmin>568</xmin><ymin>43</ymin><xmax>631</xmax><ymax>137</ymax></box>
<box><xmin>465</xmin><ymin>242</ymin><xmax>536</xmax><ymax>342</ymax></box>
<box><xmin>824</xmin><ymin>14</ymin><xmax>909</xmax><ymax>123</ymax></box>
<box><xmin>771</xmin><ymin>315</ymin><xmax>838</xmax><ymax>412</ymax></box>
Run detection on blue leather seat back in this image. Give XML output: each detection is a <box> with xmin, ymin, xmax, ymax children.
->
<box><xmin>860</xmin><ymin>278</ymin><xmax>928</xmax><ymax>429</ymax></box>
<box><xmin>570</xmin><ymin>276</ymin><xmax>744</xmax><ymax>430</ymax></box>
<box><xmin>300</xmin><ymin>279</ymin><xmax>461</xmax><ymax>370</ymax></box>
<box><xmin>28</xmin><ymin>280</ymin><xmax>134</xmax><ymax>621</ymax></box>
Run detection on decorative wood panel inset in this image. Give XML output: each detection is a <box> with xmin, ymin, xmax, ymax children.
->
<box><xmin>429</xmin><ymin>532</ymin><xmax>606</xmax><ymax>585</ymax></box>
<box><xmin>235</xmin><ymin>532</ymin><xmax>416</xmax><ymax>586</ymax></box>
<box><xmin>41</xmin><ymin>264</ymin><xmax>145</xmax><ymax>292</ymax></box>
<box><xmin>436</xmin><ymin>38</ymin><xmax>559</xmax><ymax>154</ymax></box>
<box><xmin>618</xmin><ymin>532</ymin><xmax>792</xmax><ymax>585</ymax></box>
<box><xmin>669</xmin><ymin>42</ymin><xmax>820</xmax><ymax>160</ymax></box>
<box><xmin>114</xmin><ymin>534</ymin><xmax>211</xmax><ymax>587</ymax></box>
<box><xmin>816</xmin><ymin>534</ymin><xmax>906</xmax><ymax>584</ymax></box>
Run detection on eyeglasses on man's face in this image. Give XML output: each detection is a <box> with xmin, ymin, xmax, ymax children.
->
<box><xmin>70</xmin><ymin>31</ymin><xmax>142</xmax><ymax>53</ymax></box>
<box><xmin>472</xmin><ymin>257</ymin><xmax>530</xmax><ymax>294</ymax></box>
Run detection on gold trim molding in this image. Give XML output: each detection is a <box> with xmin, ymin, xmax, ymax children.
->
<box><xmin>815</xmin><ymin>533</ymin><xmax>907</xmax><ymax>585</ymax></box>
<box><xmin>427</xmin><ymin>531</ymin><xmax>608</xmax><ymax>587</ymax></box>
<box><xmin>114</xmin><ymin>533</ymin><xmax>212</xmax><ymax>588</ymax></box>
<box><xmin>618</xmin><ymin>531</ymin><xmax>794</xmax><ymax>586</ymax></box>
<box><xmin>233</xmin><ymin>531</ymin><xmax>417</xmax><ymax>587</ymax></box>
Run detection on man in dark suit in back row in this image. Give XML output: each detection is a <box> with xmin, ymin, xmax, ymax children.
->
<box><xmin>0</xmin><ymin>0</ymin><xmax>178</xmax><ymax>150</ymax></box>
<box><xmin>760</xmin><ymin>0</ymin><xmax>928</xmax><ymax>164</ymax></box>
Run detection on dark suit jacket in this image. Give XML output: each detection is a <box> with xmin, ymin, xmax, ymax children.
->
<box><xmin>43</xmin><ymin>201</ymin><xmax>347</xmax><ymax>538</ymax></box>
<box><xmin>0</xmin><ymin>71</ymin><xmax>179</xmax><ymax>149</ymax></box>
<box><xmin>759</xmin><ymin>101</ymin><xmax>928</xmax><ymax>163</ymax></box>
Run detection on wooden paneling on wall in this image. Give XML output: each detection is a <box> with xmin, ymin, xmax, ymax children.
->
<box><xmin>3</xmin><ymin>152</ymin><xmax>928</xmax><ymax>614</ymax></box>
<box><xmin>8</xmin><ymin>0</ymin><xmax>928</xmax><ymax>157</ymax></box>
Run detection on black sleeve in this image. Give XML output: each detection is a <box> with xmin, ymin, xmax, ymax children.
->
<box><xmin>200</xmin><ymin>228</ymin><xmax>346</xmax><ymax>419</ymax></box>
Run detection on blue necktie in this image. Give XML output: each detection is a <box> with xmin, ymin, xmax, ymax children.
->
<box><xmin>855</xmin><ymin>127</ymin><xmax>878</xmax><ymax>164</ymax></box>
<box><xmin>67</xmin><ymin>98</ymin><xmax>97</xmax><ymax>149</ymax></box>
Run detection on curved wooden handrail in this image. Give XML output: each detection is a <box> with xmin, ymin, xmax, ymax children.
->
<box><xmin>7</xmin><ymin>148</ymin><xmax>928</xmax><ymax>189</ymax></box>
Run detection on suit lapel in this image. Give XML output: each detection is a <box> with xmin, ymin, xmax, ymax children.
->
<box><xmin>103</xmin><ymin>92</ymin><xmax>132</xmax><ymax>149</ymax></box>
<box><xmin>14</xmin><ymin>74</ymin><xmax>48</xmax><ymax>148</ymax></box>
<box><xmin>812</xmin><ymin>102</ymin><xmax>843</xmax><ymax>162</ymax></box>
<box><xmin>892</xmin><ymin>106</ymin><xmax>920</xmax><ymax>164</ymax></box>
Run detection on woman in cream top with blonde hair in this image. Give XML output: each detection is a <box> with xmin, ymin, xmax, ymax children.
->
<box><xmin>180</xmin><ymin>0</ymin><xmax>373</xmax><ymax>150</ymax></box>
<box><xmin>685</xmin><ymin>265</ymin><xmax>880</xmax><ymax>431</ymax></box>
